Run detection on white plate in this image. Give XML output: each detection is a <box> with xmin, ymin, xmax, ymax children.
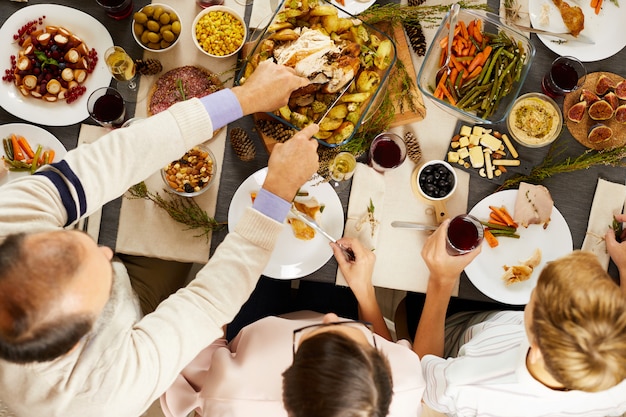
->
<box><xmin>0</xmin><ymin>5</ymin><xmax>114</xmax><ymax>126</ymax></box>
<box><xmin>529</xmin><ymin>0</ymin><xmax>626</xmax><ymax>62</ymax></box>
<box><xmin>228</xmin><ymin>167</ymin><xmax>344</xmax><ymax>279</ymax></box>
<box><xmin>0</xmin><ymin>123</ymin><xmax>67</xmax><ymax>186</ymax></box>
<box><xmin>465</xmin><ymin>189</ymin><xmax>573</xmax><ymax>305</ymax></box>
<box><xmin>330</xmin><ymin>0</ymin><xmax>376</xmax><ymax>17</ymax></box>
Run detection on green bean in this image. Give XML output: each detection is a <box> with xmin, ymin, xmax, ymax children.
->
<box><xmin>30</xmin><ymin>145</ymin><xmax>42</xmax><ymax>174</ymax></box>
<box><xmin>2</xmin><ymin>138</ymin><xmax>13</xmax><ymax>161</ymax></box>
<box><xmin>5</xmin><ymin>159</ymin><xmax>30</xmax><ymax>169</ymax></box>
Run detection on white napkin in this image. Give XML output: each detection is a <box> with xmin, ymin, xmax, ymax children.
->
<box><xmin>581</xmin><ymin>178</ymin><xmax>626</xmax><ymax>270</ymax></box>
<box><xmin>500</xmin><ymin>0</ymin><xmax>530</xmax><ymax>36</ymax></box>
<box><xmin>250</xmin><ymin>0</ymin><xmax>278</xmax><ymax>29</ymax></box>
<box><xmin>115</xmin><ymin>0</ymin><xmax>240</xmax><ymax>264</ymax></box>
<box><xmin>76</xmin><ymin>124</ymin><xmax>109</xmax><ymax>242</ymax></box>
<box><xmin>336</xmin><ymin>129</ymin><xmax>470</xmax><ymax>293</ymax></box>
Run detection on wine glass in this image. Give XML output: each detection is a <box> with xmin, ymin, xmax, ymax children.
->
<box><xmin>328</xmin><ymin>152</ymin><xmax>357</xmax><ymax>190</ymax></box>
<box><xmin>87</xmin><ymin>87</ymin><xmax>127</xmax><ymax>129</ymax></box>
<box><xmin>104</xmin><ymin>46</ymin><xmax>140</xmax><ymax>103</ymax></box>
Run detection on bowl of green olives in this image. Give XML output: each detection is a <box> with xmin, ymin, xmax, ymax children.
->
<box><xmin>132</xmin><ymin>3</ymin><xmax>182</xmax><ymax>52</ymax></box>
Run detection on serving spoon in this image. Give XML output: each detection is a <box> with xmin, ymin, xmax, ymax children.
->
<box><xmin>436</xmin><ymin>3</ymin><xmax>460</xmax><ymax>85</ymax></box>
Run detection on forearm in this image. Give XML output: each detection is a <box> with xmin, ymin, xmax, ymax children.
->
<box><xmin>412</xmin><ymin>277</ymin><xmax>456</xmax><ymax>358</ymax></box>
<box><xmin>355</xmin><ymin>287</ymin><xmax>392</xmax><ymax>341</ymax></box>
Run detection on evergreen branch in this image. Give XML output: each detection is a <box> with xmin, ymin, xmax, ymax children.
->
<box><xmin>359</xmin><ymin>2</ymin><xmax>491</xmax><ymax>27</ymax></box>
<box><xmin>497</xmin><ymin>143</ymin><xmax>626</xmax><ymax>191</ymax></box>
<box><xmin>127</xmin><ymin>182</ymin><xmax>226</xmax><ymax>242</ymax></box>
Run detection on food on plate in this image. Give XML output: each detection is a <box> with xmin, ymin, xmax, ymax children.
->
<box><xmin>507</xmin><ymin>94</ymin><xmax>560</xmax><ymax>147</ymax></box>
<box><xmin>588</xmin><ymin>100</ymin><xmax>614</xmax><ymax>121</ymax></box>
<box><xmin>567</xmin><ymin>101</ymin><xmax>587</xmax><ymax>123</ymax></box>
<box><xmin>502</xmin><ymin>248</ymin><xmax>542</xmax><ymax>285</ymax></box>
<box><xmin>448</xmin><ymin>125</ymin><xmax>518</xmax><ymax>179</ymax></box>
<box><xmin>481</xmin><ymin>205</ymin><xmax>520</xmax><ymax>248</ymax></box>
<box><xmin>4</xmin><ymin>18</ymin><xmax>97</xmax><ymax>103</ymax></box>
<box><xmin>552</xmin><ymin>0</ymin><xmax>584</xmax><ymax>37</ymax></box>
<box><xmin>239</xmin><ymin>0</ymin><xmax>393</xmax><ymax>144</ymax></box>
<box><xmin>2</xmin><ymin>133</ymin><xmax>56</xmax><ymax>174</ymax></box>
<box><xmin>432</xmin><ymin>17</ymin><xmax>529</xmax><ymax>119</ymax></box>
<box><xmin>133</xmin><ymin>5</ymin><xmax>181</xmax><ymax>51</ymax></box>
<box><xmin>163</xmin><ymin>146</ymin><xmax>214</xmax><ymax>195</ymax></box>
<box><xmin>595</xmin><ymin>74</ymin><xmax>616</xmax><ymax>96</ymax></box>
<box><xmin>287</xmin><ymin>195</ymin><xmax>325</xmax><ymax>241</ymax></box>
<box><xmin>588</xmin><ymin>124</ymin><xmax>613</xmax><ymax>143</ymax></box>
<box><xmin>513</xmin><ymin>182</ymin><xmax>554</xmax><ymax>228</ymax></box>
<box><xmin>193</xmin><ymin>9</ymin><xmax>245</xmax><ymax>57</ymax></box>
<box><xmin>148</xmin><ymin>66</ymin><xmax>223</xmax><ymax>115</ymax></box>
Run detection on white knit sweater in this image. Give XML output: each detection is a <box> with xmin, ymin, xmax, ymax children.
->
<box><xmin>0</xmin><ymin>99</ymin><xmax>281</xmax><ymax>417</ymax></box>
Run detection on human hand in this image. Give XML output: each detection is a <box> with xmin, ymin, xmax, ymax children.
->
<box><xmin>421</xmin><ymin>219</ymin><xmax>482</xmax><ymax>291</ymax></box>
<box><xmin>232</xmin><ymin>60</ymin><xmax>310</xmax><ymax>115</ymax></box>
<box><xmin>332</xmin><ymin>237</ymin><xmax>376</xmax><ymax>304</ymax></box>
<box><xmin>263</xmin><ymin>124</ymin><xmax>319</xmax><ymax>202</ymax></box>
<box><xmin>606</xmin><ymin>214</ymin><xmax>626</xmax><ymax>279</ymax></box>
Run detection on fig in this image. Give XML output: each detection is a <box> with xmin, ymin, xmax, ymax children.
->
<box><xmin>615</xmin><ymin>104</ymin><xmax>626</xmax><ymax>124</ymax></box>
<box><xmin>579</xmin><ymin>88</ymin><xmax>600</xmax><ymax>106</ymax></box>
<box><xmin>595</xmin><ymin>74</ymin><xmax>616</xmax><ymax>96</ymax></box>
<box><xmin>567</xmin><ymin>100</ymin><xmax>587</xmax><ymax>123</ymax></box>
<box><xmin>588</xmin><ymin>100</ymin><xmax>614</xmax><ymax>121</ymax></box>
<box><xmin>588</xmin><ymin>124</ymin><xmax>613</xmax><ymax>143</ymax></box>
<box><xmin>604</xmin><ymin>91</ymin><xmax>620</xmax><ymax>110</ymax></box>
<box><xmin>615</xmin><ymin>80</ymin><xmax>626</xmax><ymax>100</ymax></box>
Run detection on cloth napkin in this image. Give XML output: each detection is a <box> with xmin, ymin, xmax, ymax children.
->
<box><xmin>581</xmin><ymin>178</ymin><xmax>626</xmax><ymax>270</ymax></box>
<box><xmin>336</xmin><ymin>127</ymin><xmax>470</xmax><ymax>294</ymax></box>
<box><xmin>250</xmin><ymin>0</ymin><xmax>278</xmax><ymax>29</ymax></box>
<box><xmin>499</xmin><ymin>0</ymin><xmax>531</xmax><ymax>36</ymax></box>
<box><xmin>115</xmin><ymin>0</ymin><xmax>243</xmax><ymax>264</ymax></box>
<box><xmin>76</xmin><ymin>124</ymin><xmax>109</xmax><ymax>242</ymax></box>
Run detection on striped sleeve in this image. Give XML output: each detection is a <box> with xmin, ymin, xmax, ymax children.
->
<box><xmin>34</xmin><ymin>160</ymin><xmax>86</xmax><ymax>227</ymax></box>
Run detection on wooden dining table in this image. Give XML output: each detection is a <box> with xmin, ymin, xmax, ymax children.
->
<box><xmin>1</xmin><ymin>0</ymin><xmax>625</xmax><ymax>303</ymax></box>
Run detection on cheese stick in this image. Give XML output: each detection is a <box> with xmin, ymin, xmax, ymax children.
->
<box><xmin>492</xmin><ymin>159</ymin><xmax>521</xmax><ymax>166</ymax></box>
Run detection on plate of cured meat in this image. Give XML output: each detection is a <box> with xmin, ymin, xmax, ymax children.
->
<box><xmin>228</xmin><ymin>167</ymin><xmax>344</xmax><ymax>279</ymax></box>
<box><xmin>529</xmin><ymin>0</ymin><xmax>626</xmax><ymax>62</ymax></box>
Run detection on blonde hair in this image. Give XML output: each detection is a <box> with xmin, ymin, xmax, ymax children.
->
<box><xmin>532</xmin><ymin>250</ymin><xmax>626</xmax><ymax>391</ymax></box>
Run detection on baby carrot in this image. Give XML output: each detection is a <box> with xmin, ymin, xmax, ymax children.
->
<box><xmin>467</xmin><ymin>52</ymin><xmax>484</xmax><ymax>73</ymax></box>
<box><xmin>489</xmin><ymin>205</ymin><xmax>517</xmax><ymax>228</ymax></box>
<box><xmin>10</xmin><ymin>134</ymin><xmax>24</xmax><ymax>161</ymax></box>
<box><xmin>595</xmin><ymin>0</ymin><xmax>602</xmax><ymax>14</ymax></box>
<box><xmin>590</xmin><ymin>0</ymin><xmax>599</xmax><ymax>8</ymax></box>
<box><xmin>484</xmin><ymin>229</ymin><xmax>499</xmax><ymax>248</ymax></box>
<box><xmin>17</xmin><ymin>136</ymin><xmax>34</xmax><ymax>159</ymax></box>
<box><xmin>47</xmin><ymin>149</ymin><xmax>55</xmax><ymax>163</ymax></box>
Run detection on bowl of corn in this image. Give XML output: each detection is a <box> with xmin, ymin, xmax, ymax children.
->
<box><xmin>161</xmin><ymin>144</ymin><xmax>217</xmax><ymax>197</ymax></box>
<box><xmin>132</xmin><ymin>3</ymin><xmax>182</xmax><ymax>52</ymax></box>
<box><xmin>192</xmin><ymin>6</ymin><xmax>246</xmax><ymax>58</ymax></box>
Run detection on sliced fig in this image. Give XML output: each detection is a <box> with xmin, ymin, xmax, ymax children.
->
<box><xmin>567</xmin><ymin>101</ymin><xmax>587</xmax><ymax>123</ymax></box>
<box><xmin>615</xmin><ymin>80</ymin><xmax>626</xmax><ymax>100</ymax></box>
<box><xmin>595</xmin><ymin>74</ymin><xmax>616</xmax><ymax>96</ymax></box>
<box><xmin>579</xmin><ymin>88</ymin><xmax>600</xmax><ymax>105</ymax></box>
<box><xmin>604</xmin><ymin>91</ymin><xmax>620</xmax><ymax>110</ymax></box>
<box><xmin>588</xmin><ymin>100</ymin><xmax>614</xmax><ymax>121</ymax></box>
<box><xmin>588</xmin><ymin>124</ymin><xmax>613</xmax><ymax>143</ymax></box>
<box><xmin>615</xmin><ymin>104</ymin><xmax>626</xmax><ymax>124</ymax></box>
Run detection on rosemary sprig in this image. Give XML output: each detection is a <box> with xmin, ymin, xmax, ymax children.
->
<box><xmin>360</xmin><ymin>2</ymin><xmax>491</xmax><ymax>28</ymax></box>
<box><xmin>176</xmin><ymin>78</ymin><xmax>186</xmax><ymax>101</ymax></box>
<box><xmin>497</xmin><ymin>143</ymin><xmax>626</xmax><ymax>191</ymax></box>
<box><xmin>127</xmin><ymin>182</ymin><xmax>225</xmax><ymax>241</ymax></box>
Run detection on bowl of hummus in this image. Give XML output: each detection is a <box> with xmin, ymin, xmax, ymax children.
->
<box><xmin>506</xmin><ymin>92</ymin><xmax>562</xmax><ymax>148</ymax></box>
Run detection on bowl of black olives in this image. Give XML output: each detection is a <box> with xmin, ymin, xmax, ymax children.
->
<box><xmin>416</xmin><ymin>160</ymin><xmax>457</xmax><ymax>201</ymax></box>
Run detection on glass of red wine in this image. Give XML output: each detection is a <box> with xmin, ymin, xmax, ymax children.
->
<box><xmin>446</xmin><ymin>214</ymin><xmax>484</xmax><ymax>256</ymax></box>
<box><xmin>87</xmin><ymin>87</ymin><xmax>127</xmax><ymax>128</ymax></box>
<box><xmin>541</xmin><ymin>56</ymin><xmax>586</xmax><ymax>98</ymax></box>
<box><xmin>369</xmin><ymin>132</ymin><xmax>407</xmax><ymax>173</ymax></box>
<box><xmin>96</xmin><ymin>0</ymin><xmax>134</xmax><ymax>20</ymax></box>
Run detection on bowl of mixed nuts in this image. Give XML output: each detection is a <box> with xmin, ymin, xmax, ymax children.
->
<box><xmin>192</xmin><ymin>6</ymin><xmax>246</xmax><ymax>58</ymax></box>
<box><xmin>161</xmin><ymin>144</ymin><xmax>216</xmax><ymax>197</ymax></box>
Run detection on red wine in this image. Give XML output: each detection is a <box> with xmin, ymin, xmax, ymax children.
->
<box><xmin>96</xmin><ymin>0</ymin><xmax>133</xmax><ymax>19</ymax></box>
<box><xmin>92</xmin><ymin>93</ymin><xmax>125</xmax><ymax>124</ymax></box>
<box><xmin>551</xmin><ymin>61</ymin><xmax>578</xmax><ymax>90</ymax></box>
<box><xmin>447</xmin><ymin>215</ymin><xmax>483</xmax><ymax>255</ymax></box>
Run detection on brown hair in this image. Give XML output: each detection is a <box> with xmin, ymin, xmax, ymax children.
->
<box><xmin>0</xmin><ymin>232</ymin><xmax>94</xmax><ymax>363</ymax></box>
<box><xmin>532</xmin><ymin>250</ymin><xmax>626</xmax><ymax>391</ymax></box>
<box><xmin>282</xmin><ymin>331</ymin><xmax>393</xmax><ymax>417</ymax></box>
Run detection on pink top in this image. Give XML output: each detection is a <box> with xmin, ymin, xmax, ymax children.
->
<box><xmin>161</xmin><ymin>311</ymin><xmax>425</xmax><ymax>417</ymax></box>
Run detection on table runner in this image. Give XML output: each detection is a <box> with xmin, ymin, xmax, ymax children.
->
<box><xmin>115</xmin><ymin>0</ymin><xmax>246</xmax><ymax>263</ymax></box>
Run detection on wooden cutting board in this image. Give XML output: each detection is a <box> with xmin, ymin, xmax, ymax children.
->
<box><xmin>254</xmin><ymin>24</ymin><xmax>426</xmax><ymax>152</ymax></box>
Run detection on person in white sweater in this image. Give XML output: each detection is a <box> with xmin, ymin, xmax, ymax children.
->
<box><xmin>0</xmin><ymin>60</ymin><xmax>320</xmax><ymax>417</ymax></box>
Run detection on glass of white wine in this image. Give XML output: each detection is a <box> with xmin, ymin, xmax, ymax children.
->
<box><xmin>328</xmin><ymin>152</ymin><xmax>357</xmax><ymax>190</ymax></box>
<box><xmin>104</xmin><ymin>46</ymin><xmax>139</xmax><ymax>102</ymax></box>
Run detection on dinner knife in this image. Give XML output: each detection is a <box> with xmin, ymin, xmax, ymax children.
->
<box><xmin>289</xmin><ymin>208</ymin><xmax>356</xmax><ymax>262</ymax></box>
<box><xmin>508</xmin><ymin>23</ymin><xmax>595</xmax><ymax>44</ymax></box>
<box><xmin>391</xmin><ymin>221</ymin><xmax>439</xmax><ymax>231</ymax></box>
<box><xmin>316</xmin><ymin>79</ymin><xmax>354</xmax><ymax>124</ymax></box>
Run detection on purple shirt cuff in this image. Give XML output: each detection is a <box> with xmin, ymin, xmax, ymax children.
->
<box><xmin>200</xmin><ymin>89</ymin><xmax>243</xmax><ymax>131</ymax></box>
<box><xmin>253</xmin><ymin>188</ymin><xmax>291</xmax><ymax>223</ymax></box>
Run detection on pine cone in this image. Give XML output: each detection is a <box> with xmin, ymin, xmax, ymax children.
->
<box><xmin>135</xmin><ymin>58</ymin><xmax>163</xmax><ymax>76</ymax></box>
<box><xmin>230</xmin><ymin>127</ymin><xmax>256</xmax><ymax>161</ymax></box>
<box><xmin>408</xmin><ymin>0</ymin><xmax>426</xmax><ymax>5</ymax></box>
<box><xmin>404</xmin><ymin>21</ymin><xmax>426</xmax><ymax>56</ymax></box>
<box><xmin>255</xmin><ymin>119</ymin><xmax>295</xmax><ymax>143</ymax></box>
<box><xmin>404</xmin><ymin>131</ymin><xmax>422</xmax><ymax>164</ymax></box>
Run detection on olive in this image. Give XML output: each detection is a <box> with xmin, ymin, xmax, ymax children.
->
<box><xmin>133</xmin><ymin>12</ymin><xmax>148</xmax><ymax>24</ymax></box>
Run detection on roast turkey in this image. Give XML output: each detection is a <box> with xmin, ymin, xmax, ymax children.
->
<box><xmin>513</xmin><ymin>182</ymin><xmax>554</xmax><ymax>228</ymax></box>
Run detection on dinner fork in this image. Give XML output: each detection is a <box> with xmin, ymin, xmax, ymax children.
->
<box><xmin>507</xmin><ymin>22</ymin><xmax>595</xmax><ymax>44</ymax></box>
